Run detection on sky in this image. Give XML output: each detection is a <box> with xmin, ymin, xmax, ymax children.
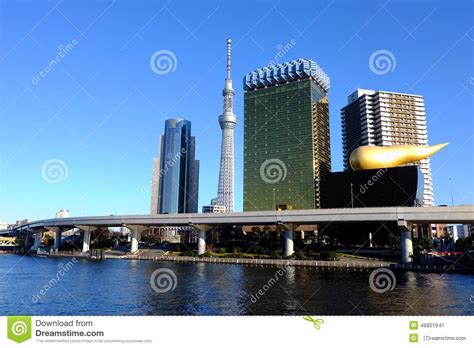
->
<box><xmin>0</xmin><ymin>0</ymin><xmax>473</xmax><ymax>223</ymax></box>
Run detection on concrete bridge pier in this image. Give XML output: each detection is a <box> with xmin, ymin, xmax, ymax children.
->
<box><xmin>284</xmin><ymin>230</ymin><xmax>294</xmax><ymax>257</ymax></box>
<box><xmin>54</xmin><ymin>231</ymin><xmax>62</xmax><ymax>250</ymax></box>
<box><xmin>76</xmin><ymin>226</ymin><xmax>97</xmax><ymax>253</ymax></box>
<box><xmin>124</xmin><ymin>225</ymin><xmax>148</xmax><ymax>254</ymax></box>
<box><xmin>130</xmin><ymin>230</ymin><xmax>139</xmax><ymax>253</ymax></box>
<box><xmin>47</xmin><ymin>227</ymin><xmax>64</xmax><ymax>251</ymax></box>
<box><xmin>83</xmin><ymin>230</ymin><xmax>91</xmax><ymax>252</ymax></box>
<box><xmin>279</xmin><ymin>223</ymin><xmax>294</xmax><ymax>257</ymax></box>
<box><xmin>197</xmin><ymin>231</ymin><xmax>206</xmax><ymax>255</ymax></box>
<box><xmin>191</xmin><ymin>224</ymin><xmax>213</xmax><ymax>255</ymax></box>
<box><xmin>21</xmin><ymin>229</ymin><xmax>33</xmax><ymax>252</ymax></box>
<box><xmin>399</xmin><ymin>220</ymin><xmax>413</xmax><ymax>264</ymax></box>
<box><xmin>31</xmin><ymin>232</ymin><xmax>42</xmax><ymax>251</ymax></box>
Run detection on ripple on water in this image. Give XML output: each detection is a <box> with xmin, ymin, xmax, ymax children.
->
<box><xmin>0</xmin><ymin>255</ymin><xmax>472</xmax><ymax>315</ymax></box>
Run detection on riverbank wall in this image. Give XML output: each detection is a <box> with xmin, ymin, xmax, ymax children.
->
<box><xmin>32</xmin><ymin>251</ymin><xmax>472</xmax><ymax>273</ymax></box>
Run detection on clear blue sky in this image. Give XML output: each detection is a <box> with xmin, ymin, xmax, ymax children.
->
<box><xmin>1</xmin><ymin>0</ymin><xmax>473</xmax><ymax>222</ymax></box>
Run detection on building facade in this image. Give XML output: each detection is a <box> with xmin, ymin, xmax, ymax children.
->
<box><xmin>431</xmin><ymin>224</ymin><xmax>446</xmax><ymax>238</ymax></box>
<box><xmin>55</xmin><ymin>210</ymin><xmax>70</xmax><ymax>218</ymax></box>
<box><xmin>447</xmin><ymin>224</ymin><xmax>471</xmax><ymax>241</ymax></box>
<box><xmin>322</xmin><ymin>166</ymin><xmax>423</xmax><ymax>208</ymax></box>
<box><xmin>202</xmin><ymin>205</ymin><xmax>226</xmax><ymax>213</ymax></box>
<box><xmin>150</xmin><ymin>118</ymin><xmax>199</xmax><ymax>214</ymax></box>
<box><xmin>341</xmin><ymin>89</ymin><xmax>434</xmax><ymax>206</ymax></box>
<box><xmin>243</xmin><ymin>59</ymin><xmax>331</xmax><ymax>211</ymax></box>
<box><xmin>215</xmin><ymin>39</ymin><xmax>237</xmax><ymax>213</ymax></box>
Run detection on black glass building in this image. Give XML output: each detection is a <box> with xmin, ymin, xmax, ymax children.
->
<box><xmin>150</xmin><ymin>118</ymin><xmax>199</xmax><ymax>214</ymax></box>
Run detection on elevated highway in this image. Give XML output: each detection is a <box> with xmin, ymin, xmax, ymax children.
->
<box><xmin>6</xmin><ymin>205</ymin><xmax>474</xmax><ymax>264</ymax></box>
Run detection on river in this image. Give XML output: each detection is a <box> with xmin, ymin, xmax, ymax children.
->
<box><xmin>0</xmin><ymin>254</ymin><xmax>472</xmax><ymax>315</ymax></box>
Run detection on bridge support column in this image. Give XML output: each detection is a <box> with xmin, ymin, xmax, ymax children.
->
<box><xmin>53</xmin><ymin>229</ymin><xmax>62</xmax><ymax>251</ymax></box>
<box><xmin>399</xmin><ymin>220</ymin><xmax>413</xmax><ymax>264</ymax></box>
<box><xmin>284</xmin><ymin>230</ymin><xmax>294</xmax><ymax>257</ymax></box>
<box><xmin>278</xmin><ymin>223</ymin><xmax>295</xmax><ymax>257</ymax></box>
<box><xmin>76</xmin><ymin>226</ymin><xmax>98</xmax><ymax>253</ymax></box>
<box><xmin>83</xmin><ymin>231</ymin><xmax>91</xmax><ymax>252</ymax></box>
<box><xmin>130</xmin><ymin>230</ymin><xmax>139</xmax><ymax>253</ymax></box>
<box><xmin>124</xmin><ymin>225</ymin><xmax>148</xmax><ymax>254</ymax></box>
<box><xmin>191</xmin><ymin>224</ymin><xmax>212</xmax><ymax>256</ymax></box>
<box><xmin>197</xmin><ymin>231</ymin><xmax>206</xmax><ymax>255</ymax></box>
<box><xmin>31</xmin><ymin>232</ymin><xmax>42</xmax><ymax>251</ymax></box>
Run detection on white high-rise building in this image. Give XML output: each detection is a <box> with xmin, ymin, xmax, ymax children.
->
<box><xmin>447</xmin><ymin>224</ymin><xmax>471</xmax><ymax>241</ymax></box>
<box><xmin>341</xmin><ymin>89</ymin><xmax>434</xmax><ymax>206</ymax></box>
<box><xmin>216</xmin><ymin>39</ymin><xmax>237</xmax><ymax>212</ymax></box>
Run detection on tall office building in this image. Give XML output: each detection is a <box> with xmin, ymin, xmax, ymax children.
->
<box><xmin>215</xmin><ymin>38</ymin><xmax>237</xmax><ymax>212</ymax></box>
<box><xmin>150</xmin><ymin>118</ymin><xmax>199</xmax><ymax>214</ymax></box>
<box><xmin>243</xmin><ymin>59</ymin><xmax>331</xmax><ymax>211</ymax></box>
<box><xmin>341</xmin><ymin>89</ymin><xmax>433</xmax><ymax>206</ymax></box>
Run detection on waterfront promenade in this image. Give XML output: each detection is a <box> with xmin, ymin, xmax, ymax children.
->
<box><xmin>33</xmin><ymin>249</ymin><xmax>471</xmax><ymax>273</ymax></box>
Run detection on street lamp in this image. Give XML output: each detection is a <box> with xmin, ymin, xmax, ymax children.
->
<box><xmin>273</xmin><ymin>188</ymin><xmax>276</xmax><ymax>211</ymax></box>
<box><xmin>449</xmin><ymin>177</ymin><xmax>454</xmax><ymax>206</ymax></box>
<box><xmin>350</xmin><ymin>183</ymin><xmax>354</xmax><ymax>208</ymax></box>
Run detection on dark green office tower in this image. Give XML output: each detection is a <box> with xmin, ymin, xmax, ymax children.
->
<box><xmin>243</xmin><ymin>59</ymin><xmax>331</xmax><ymax>211</ymax></box>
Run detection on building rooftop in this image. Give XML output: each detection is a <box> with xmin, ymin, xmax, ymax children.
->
<box><xmin>243</xmin><ymin>58</ymin><xmax>330</xmax><ymax>92</ymax></box>
<box><xmin>347</xmin><ymin>88</ymin><xmax>423</xmax><ymax>104</ymax></box>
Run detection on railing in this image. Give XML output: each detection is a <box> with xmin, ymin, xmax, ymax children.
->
<box><xmin>125</xmin><ymin>254</ymin><xmax>467</xmax><ymax>272</ymax></box>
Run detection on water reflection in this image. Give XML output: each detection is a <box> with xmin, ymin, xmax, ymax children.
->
<box><xmin>0</xmin><ymin>255</ymin><xmax>472</xmax><ymax>315</ymax></box>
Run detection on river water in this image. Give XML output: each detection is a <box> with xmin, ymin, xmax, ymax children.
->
<box><xmin>0</xmin><ymin>254</ymin><xmax>472</xmax><ymax>315</ymax></box>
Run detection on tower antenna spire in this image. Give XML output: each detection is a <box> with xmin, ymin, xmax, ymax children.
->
<box><xmin>215</xmin><ymin>38</ymin><xmax>237</xmax><ymax>213</ymax></box>
<box><xmin>226</xmin><ymin>38</ymin><xmax>231</xmax><ymax>79</ymax></box>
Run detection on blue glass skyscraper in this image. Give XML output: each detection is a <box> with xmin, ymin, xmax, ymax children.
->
<box><xmin>150</xmin><ymin>118</ymin><xmax>199</xmax><ymax>214</ymax></box>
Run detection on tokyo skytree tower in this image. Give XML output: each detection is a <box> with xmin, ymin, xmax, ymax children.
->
<box><xmin>216</xmin><ymin>38</ymin><xmax>237</xmax><ymax>212</ymax></box>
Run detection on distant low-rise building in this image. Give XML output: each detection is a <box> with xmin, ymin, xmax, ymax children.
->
<box><xmin>56</xmin><ymin>210</ymin><xmax>70</xmax><ymax>218</ymax></box>
<box><xmin>447</xmin><ymin>224</ymin><xmax>471</xmax><ymax>241</ymax></box>
<box><xmin>431</xmin><ymin>224</ymin><xmax>446</xmax><ymax>238</ymax></box>
<box><xmin>202</xmin><ymin>205</ymin><xmax>226</xmax><ymax>213</ymax></box>
<box><xmin>0</xmin><ymin>220</ymin><xmax>9</xmax><ymax>230</ymax></box>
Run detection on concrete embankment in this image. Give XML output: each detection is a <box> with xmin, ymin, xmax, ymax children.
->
<box><xmin>32</xmin><ymin>251</ymin><xmax>471</xmax><ymax>273</ymax></box>
<box><xmin>123</xmin><ymin>254</ymin><xmax>470</xmax><ymax>273</ymax></box>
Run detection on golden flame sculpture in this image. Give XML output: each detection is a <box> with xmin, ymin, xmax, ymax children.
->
<box><xmin>349</xmin><ymin>143</ymin><xmax>449</xmax><ymax>171</ymax></box>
